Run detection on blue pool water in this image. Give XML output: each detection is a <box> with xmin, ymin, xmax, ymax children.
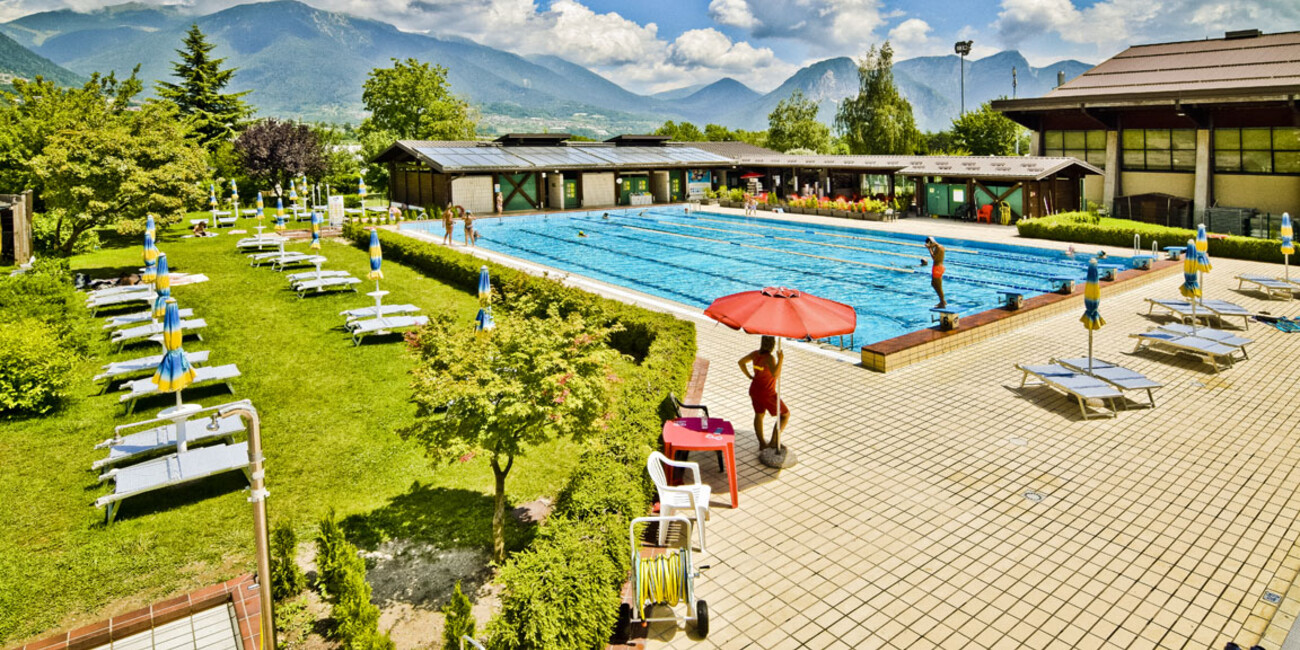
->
<box><xmin>401</xmin><ymin>208</ymin><xmax>1132</xmax><ymax>346</ymax></box>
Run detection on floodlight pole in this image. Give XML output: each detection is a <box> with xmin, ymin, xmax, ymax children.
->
<box><xmin>1013</xmin><ymin>66</ymin><xmax>1019</xmax><ymax>154</ymax></box>
<box><xmin>955</xmin><ymin>41</ymin><xmax>973</xmax><ymax>115</ymax></box>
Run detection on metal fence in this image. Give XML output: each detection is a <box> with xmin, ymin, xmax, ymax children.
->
<box><xmin>1199</xmin><ymin>207</ymin><xmax>1287</xmax><ymax>239</ymax></box>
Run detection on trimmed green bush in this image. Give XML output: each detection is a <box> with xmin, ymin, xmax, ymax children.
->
<box><xmin>341</xmin><ymin>223</ymin><xmax>696</xmax><ymax>649</ymax></box>
<box><xmin>0</xmin><ymin>319</ymin><xmax>77</xmax><ymax>417</ymax></box>
<box><xmin>270</xmin><ymin>521</ymin><xmax>306</xmax><ymax>602</ymax></box>
<box><xmin>314</xmin><ymin>508</ymin><xmax>350</xmax><ymax>600</ymax></box>
<box><xmin>314</xmin><ymin>508</ymin><xmax>394</xmax><ymax>649</ymax></box>
<box><xmin>442</xmin><ymin>581</ymin><xmax>476</xmax><ymax>650</ymax></box>
<box><xmin>1018</xmin><ymin>213</ymin><xmax>1290</xmax><ymax>263</ymax></box>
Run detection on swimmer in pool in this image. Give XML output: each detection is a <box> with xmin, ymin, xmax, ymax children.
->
<box><xmin>925</xmin><ymin>236</ymin><xmax>947</xmax><ymax>308</ymax></box>
<box><xmin>578</xmin><ymin>230</ymin><xmax>587</xmax><ymax>238</ymax></box>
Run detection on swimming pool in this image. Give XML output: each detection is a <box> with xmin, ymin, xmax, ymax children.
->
<box><xmin>401</xmin><ymin>208</ymin><xmax>1132</xmax><ymax>346</ymax></box>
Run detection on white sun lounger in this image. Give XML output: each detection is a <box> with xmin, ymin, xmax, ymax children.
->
<box><xmin>341</xmin><ymin>304</ymin><xmax>421</xmax><ymax>326</ymax></box>
<box><xmin>236</xmin><ymin>236</ymin><xmax>288</xmax><ymax>249</ymax></box>
<box><xmin>95</xmin><ymin>442</ymin><xmax>250</xmax><ymax>524</ymax></box>
<box><xmin>272</xmin><ymin>253</ymin><xmax>327</xmax><ymax>271</ymax></box>
<box><xmin>1054</xmin><ymin>358</ymin><xmax>1163</xmax><ymax>408</ymax></box>
<box><xmin>1236</xmin><ymin>275</ymin><xmax>1295</xmax><ymax>300</ymax></box>
<box><xmin>1017</xmin><ymin>363</ymin><xmax>1123</xmax><ymax>419</ymax></box>
<box><xmin>95</xmin><ymin>350</ymin><xmax>211</xmax><ymax>385</ymax></box>
<box><xmin>1199</xmin><ymin>299</ymin><xmax>1254</xmax><ymax>329</ymax></box>
<box><xmin>295</xmin><ymin>276</ymin><xmax>360</xmax><ymax>297</ymax></box>
<box><xmin>87</xmin><ymin>290</ymin><xmax>158</xmax><ymax>315</ymax></box>
<box><xmin>1130</xmin><ymin>331</ymin><xmax>1238</xmax><ymax>373</ymax></box>
<box><xmin>103</xmin><ymin>308</ymin><xmax>194</xmax><ymax>330</ymax></box>
<box><xmin>351</xmin><ymin>315</ymin><xmax>428</xmax><ymax>346</ymax></box>
<box><xmin>1155</xmin><ymin>323</ymin><xmax>1251</xmax><ymax>357</ymax></box>
<box><xmin>118</xmin><ymin>363</ymin><xmax>240</xmax><ymax>414</ymax></box>
<box><xmin>1145</xmin><ymin>299</ymin><xmax>1215</xmax><ymax>326</ymax></box>
<box><xmin>85</xmin><ymin>284</ymin><xmax>153</xmax><ymax>301</ymax></box>
<box><xmin>111</xmin><ymin>318</ymin><xmax>207</xmax><ymax>351</ymax></box>
<box><xmin>93</xmin><ymin>414</ymin><xmax>245</xmax><ymax>470</ymax></box>
<box><xmin>287</xmin><ymin>269</ymin><xmax>352</xmax><ymax>284</ymax></box>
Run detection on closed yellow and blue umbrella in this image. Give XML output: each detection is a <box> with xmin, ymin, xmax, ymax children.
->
<box><xmin>209</xmin><ymin>184</ymin><xmax>217</xmax><ymax>209</ymax></box>
<box><xmin>289</xmin><ymin>180</ymin><xmax>298</xmax><ymax>206</ymax></box>
<box><xmin>152</xmin><ymin>253</ymin><xmax>171</xmax><ymax>319</ymax></box>
<box><xmin>256</xmin><ymin>192</ymin><xmax>265</xmax><ymax>225</ymax></box>
<box><xmin>231</xmin><ymin>179</ymin><xmax>238</xmax><ymax>203</ymax></box>
<box><xmin>1080</xmin><ymin>258</ymin><xmax>1104</xmax><ymax>371</ymax></box>
<box><xmin>1282</xmin><ymin>212</ymin><xmax>1294</xmax><ymax>284</ymax></box>
<box><xmin>368</xmin><ymin>228</ymin><xmax>383</xmax><ymax>282</ymax></box>
<box><xmin>1195</xmin><ymin>224</ymin><xmax>1212</xmax><ymax>273</ymax></box>
<box><xmin>151</xmin><ymin>297</ymin><xmax>195</xmax><ymax>394</ymax></box>
<box><xmin>142</xmin><ymin>230</ymin><xmax>159</xmax><ymax>284</ymax></box>
<box><xmin>275</xmin><ymin>197</ymin><xmax>285</xmax><ymax>232</ymax></box>
<box><xmin>1180</xmin><ymin>240</ymin><xmax>1200</xmax><ymax>299</ymax></box>
<box><xmin>145</xmin><ymin>213</ymin><xmax>156</xmax><ymax>240</ymax></box>
<box><xmin>475</xmin><ymin>265</ymin><xmax>494</xmax><ymax>332</ymax></box>
<box><xmin>309</xmin><ymin>211</ymin><xmax>322</xmax><ymax>250</ymax></box>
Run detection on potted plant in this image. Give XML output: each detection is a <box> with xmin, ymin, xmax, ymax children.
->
<box><xmin>862</xmin><ymin>198</ymin><xmax>887</xmax><ymax>221</ymax></box>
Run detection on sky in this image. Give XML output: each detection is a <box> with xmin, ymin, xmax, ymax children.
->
<box><xmin>1</xmin><ymin>0</ymin><xmax>1298</xmax><ymax>93</ymax></box>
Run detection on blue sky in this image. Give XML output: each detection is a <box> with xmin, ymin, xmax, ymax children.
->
<box><xmin>2</xmin><ymin>0</ymin><xmax>1297</xmax><ymax>93</ymax></box>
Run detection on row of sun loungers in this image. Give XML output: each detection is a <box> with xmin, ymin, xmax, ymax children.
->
<box><xmin>111</xmin><ymin>318</ymin><xmax>207</xmax><ymax>351</ymax></box>
<box><xmin>118</xmin><ymin>364</ymin><xmax>242</xmax><ymax>414</ymax></box>
<box><xmin>96</xmin><ymin>441</ymin><xmax>251</xmax><ymax>524</ymax></box>
<box><xmin>1236</xmin><ymin>274</ymin><xmax>1298</xmax><ymax>300</ymax></box>
<box><xmin>1145</xmin><ymin>298</ymin><xmax>1254</xmax><ymax>330</ymax></box>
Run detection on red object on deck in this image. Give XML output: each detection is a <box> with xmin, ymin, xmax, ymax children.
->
<box><xmin>977</xmin><ymin>204</ymin><xmax>994</xmax><ymax>223</ymax></box>
<box><xmin>703</xmin><ymin>286</ymin><xmax>857</xmax><ymax>340</ymax></box>
<box><xmin>663</xmin><ymin>418</ymin><xmax>738</xmax><ymax>508</ymax></box>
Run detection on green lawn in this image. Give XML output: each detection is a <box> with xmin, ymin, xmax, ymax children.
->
<box><xmin>0</xmin><ymin>215</ymin><xmax>581</xmax><ymax>643</ymax></box>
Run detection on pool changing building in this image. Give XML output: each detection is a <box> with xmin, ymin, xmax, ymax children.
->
<box><xmin>993</xmin><ymin>29</ymin><xmax>1300</xmax><ymax>231</ymax></box>
<box><xmin>377</xmin><ymin>135</ymin><xmax>1103</xmax><ymax>220</ymax></box>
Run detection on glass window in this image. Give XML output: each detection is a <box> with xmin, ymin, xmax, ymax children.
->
<box><xmin>1214</xmin><ymin>127</ymin><xmax>1300</xmax><ymax>175</ymax></box>
<box><xmin>1146</xmin><ymin>130</ymin><xmax>1170</xmax><ymax>149</ymax></box>
<box><xmin>1172</xmin><ymin>150</ymin><xmax>1196</xmax><ymax>172</ymax></box>
<box><xmin>1122</xmin><ymin>129</ymin><xmax>1196</xmax><ymax>172</ymax></box>
<box><xmin>1171</xmin><ymin>130</ymin><xmax>1196</xmax><ymax>150</ymax></box>
<box><xmin>1044</xmin><ymin>130</ymin><xmax>1107</xmax><ymax>169</ymax></box>
<box><xmin>1122</xmin><ymin>130</ymin><xmax>1145</xmax><ymax>149</ymax></box>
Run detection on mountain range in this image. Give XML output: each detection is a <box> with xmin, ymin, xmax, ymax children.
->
<box><xmin>0</xmin><ymin>1</ymin><xmax>1092</xmax><ymax>135</ymax></box>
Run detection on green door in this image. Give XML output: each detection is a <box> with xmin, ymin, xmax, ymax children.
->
<box><xmin>926</xmin><ymin>183</ymin><xmax>949</xmax><ymax>216</ymax></box>
<box><xmin>618</xmin><ymin>175</ymin><xmax>649</xmax><ymax>205</ymax></box>
<box><xmin>563</xmin><ymin>179</ymin><xmax>579</xmax><ymax>209</ymax></box>
<box><xmin>669</xmin><ymin>170</ymin><xmax>685</xmax><ymax>202</ymax></box>
<box><xmin>502</xmin><ymin>173</ymin><xmax>537</xmax><ymax>212</ymax></box>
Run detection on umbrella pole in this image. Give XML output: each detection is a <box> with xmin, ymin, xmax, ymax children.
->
<box><xmin>771</xmin><ymin>338</ymin><xmax>784</xmax><ymax>452</ymax></box>
<box><xmin>1088</xmin><ymin>330</ymin><xmax>1093</xmax><ymax>373</ymax></box>
<box><xmin>1191</xmin><ymin>299</ymin><xmax>1198</xmax><ymax>335</ymax></box>
<box><xmin>1286</xmin><ymin>253</ymin><xmax>1290</xmax><ymax>284</ymax></box>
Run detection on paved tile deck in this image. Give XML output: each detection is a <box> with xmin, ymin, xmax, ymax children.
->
<box><xmin>399</xmin><ymin>211</ymin><xmax>1300</xmax><ymax>650</ymax></box>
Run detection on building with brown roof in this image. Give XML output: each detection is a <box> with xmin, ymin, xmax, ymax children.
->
<box><xmin>993</xmin><ymin>29</ymin><xmax>1300</xmax><ymax>230</ymax></box>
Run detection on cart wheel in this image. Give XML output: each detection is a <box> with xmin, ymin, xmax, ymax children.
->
<box><xmin>695</xmin><ymin>600</ymin><xmax>709</xmax><ymax>638</ymax></box>
<box><xmin>616</xmin><ymin>602</ymin><xmax>632</xmax><ymax>641</ymax></box>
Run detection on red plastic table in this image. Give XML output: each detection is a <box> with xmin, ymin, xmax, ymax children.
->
<box><xmin>662</xmin><ymin>418</ymin><xmax>738</xmax><ymax>508</ymax></box>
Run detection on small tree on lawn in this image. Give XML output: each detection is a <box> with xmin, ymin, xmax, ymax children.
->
<box><xmin>234</xmin><ymin>118</ymin><xmax>328</xmax><ymax>191</ymax></box>
<box><xmin>951</xmin><ymin>101</ymin><xmax>1024</xmax><ymax>156</ymax></box>
<box><xmin>31</xmin><ymin>101</ymin><xmax>206</xmax><ymax>255</ymax></box>
<box><xmin>404</xmin><ymin>307</ymin><xmax>623</xmax><ymax>563</ymax></box>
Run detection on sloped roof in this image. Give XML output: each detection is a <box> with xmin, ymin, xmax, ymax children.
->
<box><xmin>994</xmin><ymin>30</ymin><xmax>1300</xmax><ymax>111</ymax></box>
<box><xmin>730</xmin><ymin>154</ymin><xmax>1101</xmax><ymax>180</ymax></box>
<box><xmin>687</xmin><ymin>141</ymin><xmax>783</xmax><ymax>158</ymax></box>
<box><xmin>374</xmin><ymin>140</ymin><xmax>733</xmax><ymax>171</ymax></box>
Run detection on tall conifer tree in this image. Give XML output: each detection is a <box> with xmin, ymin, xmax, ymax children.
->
<box><xmin>157</xmin><ymin>24</ymin><xmax>251</xmax><ymax>147</ymax></box>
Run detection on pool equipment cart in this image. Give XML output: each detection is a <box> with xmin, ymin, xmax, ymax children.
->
<box><xmin>619</xmin><ymin>516</ymin><xmax>710</xmax><ymax>638</ymax></box>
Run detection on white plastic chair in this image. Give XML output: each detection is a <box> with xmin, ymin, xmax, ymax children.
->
<box><xmin>647</xmin><ymin>451</ymin><xmax>710</xmax><ymax>554</ymax></box>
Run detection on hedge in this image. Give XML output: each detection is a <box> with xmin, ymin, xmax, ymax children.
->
<box><xmin>342</xmin><ymin>224</ymin><xmax>697</xmax><ymax>649</ymax></box>
<box><xmin>0</xmin><ymin>259</ymin><xmax>95</xmax><ymax>417</ymax></box>
<box><xmin>1017</xmin><ymin>213</ymin><xmax>1291</xmax><ymax>264</ymax></box>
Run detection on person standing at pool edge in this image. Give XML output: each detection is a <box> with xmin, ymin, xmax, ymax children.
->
<box><xmin>925</xmin><ymin>236</ymin><xmax>947</xmax><ymax>308</ymax></box>
<box><xmin>739</xmin><ymin>336</ymin><xmax>788</xmax><ymax>451</ymax></box>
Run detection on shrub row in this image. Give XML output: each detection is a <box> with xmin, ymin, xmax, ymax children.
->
<box><xmin>315</xmin><ymin>509</ymin><xmax>395</xmax><ymax>650</ymax></box>
<box><xmin>1017</xmin><ymin>213</ymin><xmax>1291</xmax><ymax>264</ymax></box>
<box><xmin>0</xmin><ymin>259</ymin><xmax>95</xmax><ymax>416</ymax></box>
<box><xmin>342</xmin><ymin>224</ymin><xmax>697</xmax><ymax>649</ymax></box>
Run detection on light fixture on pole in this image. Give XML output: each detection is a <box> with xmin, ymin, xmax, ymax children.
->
<box><xmin>955</xmin><ymin>40</ymin><xmax>973</xmax><ymax>115</ymax></box>
<box><xmin>1013</xmin><ymin>66</ymin><xmax>1019</xmax><ymax>154</ymax></box>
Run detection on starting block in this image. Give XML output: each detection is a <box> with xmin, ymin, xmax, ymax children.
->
<box><xmin>997</xmin><ymin>291</ymin><xmax>1024</xmax><ymax>310</ymax></box>
<box><xmin>1049</xmin><ymin>276</ymin><xmax>1077</xmax><ymax>294</ymax></box>
<box><xmin>1130</xmin><ymin>255</ymin><xmax>1154</xmax><ymax>270</ymax></box>
<box><xmin>930</xmin><ymin>307</ymin><xmax>960</xmax><ymax>330</ymax></box>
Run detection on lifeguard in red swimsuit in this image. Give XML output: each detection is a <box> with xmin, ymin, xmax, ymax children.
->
<box><xmin>739</xmin><ymin>335</ymin><xmax>789</xmax><ymax>451</ymax></box>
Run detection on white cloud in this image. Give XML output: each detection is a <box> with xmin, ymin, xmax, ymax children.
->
<box><xmin>995</xmin><ymin>0</ymin><xmax>1300</xmax><ymax>54</ymax></box>
<box><xmin>708</xmin><ymin>0</ymin><xmax>758</xmax><ymax>30</ymax></box>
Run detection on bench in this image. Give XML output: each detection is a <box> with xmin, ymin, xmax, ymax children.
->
<box><xmin>930</xmin><ymin>307</ymin><xmax>960</xmax><ymax>330</ymax></box>
<box><xmin>997</xmin><ymin>291</ymin><xmax>1024</xmax><ymax>310</ymax></box>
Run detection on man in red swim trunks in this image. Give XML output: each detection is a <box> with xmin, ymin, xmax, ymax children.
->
<box><xmin>925</xmin><ymin>236</ymin><xmax>947</xmax><ymax>308</ymax></box>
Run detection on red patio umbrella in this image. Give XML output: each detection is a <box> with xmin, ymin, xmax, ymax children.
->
<box><xmin>704</xmin><ymin>287</ymin><xmax>856</xmax><ymax>451</ymax></box>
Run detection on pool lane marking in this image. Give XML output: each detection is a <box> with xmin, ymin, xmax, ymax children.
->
<box><xmin>682</xmin><ymin>214</ymin><xmax>985</xmax><ymax>254</ymax></box>
<box><xmin>621</xmin><ymin>224</ymin><xmax>916</xmax><ymax>274</ymax></box>
<box><xmin>652</xmin><ymin>220</ymin><xmax>928</xmax><ymax>263</ymax></box>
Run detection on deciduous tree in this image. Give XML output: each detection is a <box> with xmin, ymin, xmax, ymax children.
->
<box><xmin>766</xmin><ymin>90</ymin><xmax>830</xmax><ymax>154</ymax></box>
<box><xmin>951</xmin><ymin>101</ymin><xmax>1024</xmax><ymax>156</ymax></box>
<box><xmin>655</xmin><ymin>120</ymin><xmax>704</xmax><ymax>141</ymax></box>
<box><xmin>360</xmin><ymin>58</ymin><xmax>476</xmax><ymax>141</ymax></box>
<box><xmin>31</xmin><ymin>101</ymin><xmax>206</xmax><ymax>255</ymax></box>
<box><xmin>234</xmin><ymin>119</ymin><xmax>328</xmax><ymax>190</ymax></box>
<box><xmin>157</xmin><ymin>24</ymin><xmax>251</xmax><ymax>147</ymax></box>
<box><xmin>835</xmin><ymin>42</ymin><xmax>921</xmax><ymax>155</ymax></box>
<box><xmin>404</xmin><ymin>307</ymin><xmax>622</xmax><ymax>563</ymax></box>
